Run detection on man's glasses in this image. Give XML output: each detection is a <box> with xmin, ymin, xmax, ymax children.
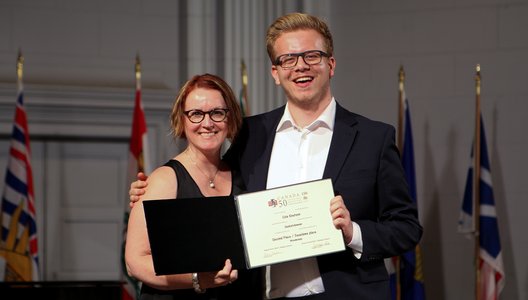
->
<box><xmin>184</xmin><ymin>108</ymin><xmax>229</xmax><ymax>123</ymax></box>
<box><xmin>274</xmin><ymin>50</ymin><xmax>330</xmax><ymax>69</ymax></box>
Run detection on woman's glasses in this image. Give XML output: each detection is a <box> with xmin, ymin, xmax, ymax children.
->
<box><xmin>184</xmin><ymin>109</ymin><xmax>229</xmax><ymax>123</ymax></box>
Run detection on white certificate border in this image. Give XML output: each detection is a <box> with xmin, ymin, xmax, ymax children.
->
<box><xmin>234</xmin><ymin>178</ymin><xmax>346</xmax><ymax>268</ymax></box>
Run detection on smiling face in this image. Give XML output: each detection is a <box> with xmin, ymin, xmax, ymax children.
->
<box><xmin>271</xmin><ymin>29</ymin><xmax>336</xmax><ymax>110</ymax></box>
<box><xmin>183</xmin><ymin>87</ymin><xmax>228</xmax><ymax>155</ymax></box>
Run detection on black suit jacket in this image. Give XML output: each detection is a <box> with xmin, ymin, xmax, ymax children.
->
<box><xmin>225</xmin><ymin>102</ymin><xmax>423</xmax><ymax>300</ymax></box>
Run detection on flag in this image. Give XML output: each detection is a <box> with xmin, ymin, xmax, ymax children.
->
<box><xmin>121</xmin><ymin>55</ymin><xmax>151</xmax><ymax>300</ymax></box>
<box><xmin>398</xmin><ymin>99</ymin><xmax>426</xmax><ymax>300</ymax></box>
<box><xmin>386</xmin><ymin>256</ymin><xmax>399</xmax><ymax>299</ymax></box>
<box><xmin>0</xmin><ymin>52</ymin><xmax>39</xmax><ymax>281</ymax></box>
<box><xmin>458</xmin><ymin>117</ymin><xmax>505</xmax><ymax>300</ymax></box>
<box><xmin>388</xmin><ymin>67</ymin><xmax>425</xmax><ymax>300</ymax></box>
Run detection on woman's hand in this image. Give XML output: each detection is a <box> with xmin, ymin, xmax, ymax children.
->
<box><xmin>197</xmin><ymin>259</ymin><xmax>238</xmax><ymax>288</ymax></box>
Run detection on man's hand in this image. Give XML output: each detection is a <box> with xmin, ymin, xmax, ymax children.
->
<box><xmin>129</xmin><ymin>172</ymin><xmax>148</xmax><ymax>208</ymax></box>
<box><xmin>330</xmin><ymin>195</ymin><xmax>353</xmax><ymax>244</ymax></box>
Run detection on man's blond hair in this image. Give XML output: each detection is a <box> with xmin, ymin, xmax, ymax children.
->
<box><xmin>266</xmin><ymin>12</ymin><xmax>334</xmax><ymax>63</ymax></box>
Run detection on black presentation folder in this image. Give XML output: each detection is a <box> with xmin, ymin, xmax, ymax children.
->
<box><xmin>142</xmin><ymin>196</ymin><xmax>247</xmax><ymax>275</ymax></box>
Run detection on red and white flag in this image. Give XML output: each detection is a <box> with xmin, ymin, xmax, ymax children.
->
<box><xmin>121</xmin><ymin>56</ymin><xmax>151</xmax><ymax>300</ymax></box>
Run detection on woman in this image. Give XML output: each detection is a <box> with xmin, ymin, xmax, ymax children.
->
<box><xmin>125</xmin><ymin>73</ymin><xmax>244</xmax><ymax>299</ymax></box>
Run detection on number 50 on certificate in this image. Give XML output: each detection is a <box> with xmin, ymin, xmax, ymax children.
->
<box><xmin>234</xmin><ymin>179</ymin><xmax>345</xmax><ymax>268</ymax></box>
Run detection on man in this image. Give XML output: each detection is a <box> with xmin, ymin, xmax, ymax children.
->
<box><xmin>130</xmin><ymin>12</ymin><xmax>422</xmax><ymax>300</ymax></box>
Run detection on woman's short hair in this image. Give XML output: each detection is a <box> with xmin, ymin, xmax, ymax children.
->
<box><xmin>170</xmin><ymin>73</ymin><xmax>243</xmax><ymax>141</ymax></box>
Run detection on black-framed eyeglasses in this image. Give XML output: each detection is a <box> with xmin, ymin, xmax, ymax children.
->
<box><xmin>274</xmin><ymin>50</ymin><xmax>330</xmax><ymax>69</ymax></box>
<box><xmin>184</xmin><ymin>108</ymin><xmax>229</xmax><ymax>123</ymax></box>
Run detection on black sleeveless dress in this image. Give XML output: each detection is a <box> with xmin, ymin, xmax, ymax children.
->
<box><xmin>139</xmin><ymin>159</ymin><xmax>247</xmax><ymax>300</ymax></box>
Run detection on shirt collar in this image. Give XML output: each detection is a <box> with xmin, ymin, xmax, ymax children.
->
<box><xmin>276</xmin><ymin>97</ymin><xmax>336</xmax><ymax>132</ymax></box>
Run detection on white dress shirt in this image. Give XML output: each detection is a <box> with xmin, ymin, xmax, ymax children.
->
<box><xmin>264</xmin><ymin>98</ymin><xmax>363</xmax><ymax>299</ymax></box>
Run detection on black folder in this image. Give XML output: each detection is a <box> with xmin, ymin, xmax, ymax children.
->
<box><xmin>143</xmin><ymin>196</ymin><xmax>247</xmax><ymax>275</ymax></box>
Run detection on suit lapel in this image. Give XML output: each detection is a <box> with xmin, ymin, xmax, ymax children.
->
<box><xmin>248</xmin><ymin>104</ymin><xmax>357</xmax><ymax>190</ymax></box>
<box><xmin>247</xmin><ymin>107</ymin><xmax>284</xmax><ymax>191</ymax></box>
<box><xmin>323</xmin><ymin>104</ymin><xmax>358</xmax><ymax>182</ymax></box>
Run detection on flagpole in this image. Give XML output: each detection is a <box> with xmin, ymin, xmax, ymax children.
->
<box><xmin>241</xmin><ymin>60</ymin><xmax>250</xmax><ymax>116</ymax></box>
<box><xmin>398</xmin><ymin>65</ymin><xmax>405</xmax><ymax>151</ymax></box>
<box><xmin>473</xmin><ymin>64</ymin><xmax>482</xmax><ymax>300</ymax></box>
<box><xmin>394</xmin><ymin>65</ymin><xmax>405</xmax><ymax>300</ymax></box>
<box><xmin>17</xmin><ymin>50</ymin><xmax>24</xmax><ymax>89</ymax></box>
<box><xmin>135</xmin><ymin>54</ymin><xmax>145</xmax><ymax>173</ymax></box>
<box><xmin>136</xmin><ymin>54</ymin><xmax>142</xmax><ymax>96</ymax></box>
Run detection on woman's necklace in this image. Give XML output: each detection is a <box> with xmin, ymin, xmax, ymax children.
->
<box><xmin>186</xmin><ymin>149</ymin><xmax>219</xmax><ymax>189</ymax></box>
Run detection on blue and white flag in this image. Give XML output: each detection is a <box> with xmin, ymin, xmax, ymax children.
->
<box><xmin>458</xmin><ymin>118</ymin><xmax>505</xmax><ymax>300</ymax></box>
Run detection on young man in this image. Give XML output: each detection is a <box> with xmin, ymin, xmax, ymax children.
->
<box><xmin>130</xmin><ymin>13</ymin><xmax>422</xmax><ymax>300</ymax></box>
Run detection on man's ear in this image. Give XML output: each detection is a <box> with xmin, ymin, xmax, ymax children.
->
<box><xmin>328</xmin><ymin>56</ymin><xmax>336</xmax><ymax>78</ymax></box>
<box><xmin>271</xmin><ymin>65</ymin><xmax>281</xmax><ymax>85</ymax></box>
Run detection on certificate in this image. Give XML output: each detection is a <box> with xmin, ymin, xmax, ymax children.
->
<box><xmin>234</xmin><ymin>179</ymin><xmax>345</xmax><ymax>268</ymax></box>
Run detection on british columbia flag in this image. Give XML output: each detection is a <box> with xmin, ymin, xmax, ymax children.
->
<box><xmin>0</xmin><ymin>56</ymin><xmax>39</xmax><ymax>281</ymax></box>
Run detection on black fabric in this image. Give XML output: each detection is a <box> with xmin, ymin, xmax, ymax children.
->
<box><xmin>166</xmin><ymin>159</ymin><xmax>245</xmax><ymax>198</ymax></box>
<box><xmin>144</xmin><ymin>195</ymin><xmax>247</xmax><ymax>274</ymax></box>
